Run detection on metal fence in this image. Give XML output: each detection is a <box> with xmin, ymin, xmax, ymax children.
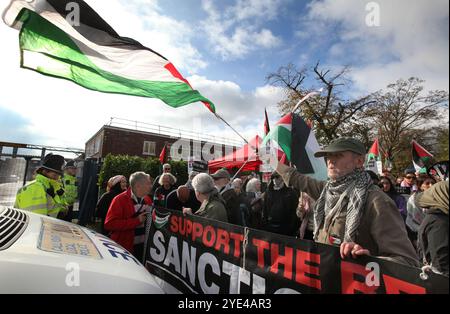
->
<box><xmin>0</xmin><ymin>157</ymin><xmax>42</xmax><ymax>207</ymax></box>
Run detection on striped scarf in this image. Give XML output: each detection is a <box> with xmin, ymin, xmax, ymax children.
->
<box><xmin>313</xmin><ymin>169</ymin><xmax>373</xmax><ymax>243</ymax></box>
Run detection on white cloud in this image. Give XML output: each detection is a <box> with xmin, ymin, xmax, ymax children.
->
<box><xmin>86</xmin><ymin>0</ymin><xmax>208</xmax><ymax>74</ymax></box>
<box><xmin>299</xmin><ymin>0</ymin><xmax>449</xmax><ymax>93</ymax></box>
<box><xmin>201</xmin><ymin>0</ymin><xmax>283</xmax><ymax>60</ymax></box>
<box><xmin>228</xmin><ymin>0</ymin><xmax>282</xmax><ymax>21</ymax></box>
<box><xmin>187</xmin><ymin>76</ymin><xmax>285</xmax><ymax>140</ymax></box>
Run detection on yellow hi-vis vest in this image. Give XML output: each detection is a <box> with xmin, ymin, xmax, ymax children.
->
<box><xmin>14</xmin><ymin>174</ymin><xmax>67</xmax><ymax>218</ymax></box>
<box><xmin>62</xmin><ymin>173</ymin><xmax>77</xmax><ymax>206</ymax></box>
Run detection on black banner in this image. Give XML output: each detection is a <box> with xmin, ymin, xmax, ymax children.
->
<box><xmin>144</xmin><ymin>208</ymin><xmax>449</xmax><ymax>294</ymax></box>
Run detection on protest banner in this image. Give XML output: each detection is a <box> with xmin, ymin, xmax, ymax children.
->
<box><xmin>144</xmin><ymin>208</ymin><xmax>449</xmax><ymax>294</ymax></box>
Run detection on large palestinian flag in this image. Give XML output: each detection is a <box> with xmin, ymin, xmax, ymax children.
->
<box><xmin>262</xmin><ymin>113</ymin><xmax>327</xmax><ymax>180</ymax></box>
<box><xmin>3</xmin><ymin>0</ymin><xmax>215</xmax><ymax>112</ymax></box>
<box><xmin>412</xmin><ymin>140</ymin><xmax>433</xmax><ymax>172</ymax></box>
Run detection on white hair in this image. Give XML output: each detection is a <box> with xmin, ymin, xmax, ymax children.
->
<box><xmin>158</xmin><ymin>173</ymin><xmax>177</xmax><ymax>186</ymax></box>
<box><xmin>129</xmin><ymin>172</ymin><xmax>151</xmax><ymax>189</ymax></box>
<box><xmin>192</xmin><ymin>173</ymin><xmax>216</xmax><ymax>195</ymax></box>
<box><xmin>246</xmin><ymin>178</ymin><xmax>261</xmax><ymax>193</ymax></box>
<box><xmin>231</xmin><ymin>178</ymin><xmax>243</xmax><ymax>188</ymax></box>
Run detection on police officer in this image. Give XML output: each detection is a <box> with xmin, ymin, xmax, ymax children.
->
<box><xmin>62</xmin><ymin>160</ymin><xmax>78</xmax><ymax>222</ymax></box>
<box><xmin>15</xmin><ymin>153</ymin><xmax>68</xmax><ymax>218</ymax></box>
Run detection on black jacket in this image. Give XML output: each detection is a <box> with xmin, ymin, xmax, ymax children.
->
<box><xmin>262</xmin><ymin>183</ymin><xmax>299</xmax><ymax>236</ymax></box>
<box><xmin>154</xmin><ymin>185</ymin><xmax>176</xmax><ymax>208</ymax></box>
<box><xmin>220</xmin><ymin>185</ymin><xmax>244</xmax><ymax>226</ymax></box>
<box><xmin>419</xmin><ymin>211</ymin><xmax>449</xmax><ymax>276</ymax></box>
<box><xmin>95</xmin><ymin>183</ymin><xmax>123</xmax><ymax>220</ymax></box>
<box><xmin>166</xmin><ymin>189</ymin><xmax>201</xmax><ymax>213</ymax></box>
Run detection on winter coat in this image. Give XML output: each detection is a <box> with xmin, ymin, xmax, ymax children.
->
<box><xmin>95</xmin><ymin>183</ymin><xmax>123</xmax><ymax>220</ymax></box>
<box><xmin>153</xmin><ymin>185</ymin><xmax>175</xmax><ymax>208</ymax></box>
<box><xmin>262</xmin><ymin>183</ymin><xmax>299</xmax><ymax>236</ymax></box>
<box><xmin>104</xmin><ymin>188</ymin><xmax>152</xmax><ymax>253</ymax></box>
<box><xmin>165</xmin><ymin>189</ymin><xmax>201</xmax><ymax>212</ymax></box>
<box><xmin>220</xmin><ymin>185</ymin><xmax>244</xmax><ymax>226</ymax></box>
<box><xmin>418</xmin><ymin>212</ymin><xmax>449</xmax><ymax>276</ymax></box>
<box><xmin>195</xmin><ymin>192</ymin><xmax>228</xmax><ymax>223</ymax></box>
<box><xmin>279</xmin><ymin>167</ymin><xmax>419</xmax><ymax>267</ymax></box>
<box><xmin>417</xmin><ymin>181</ymin><xmax>449</xmax><ymax>276</ymax></box>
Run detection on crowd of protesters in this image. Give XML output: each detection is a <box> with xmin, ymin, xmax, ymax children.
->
<box><xmin>93</xmin><ymin>139</ymin><xmax>448</xmax><ymax>277</ymax></box>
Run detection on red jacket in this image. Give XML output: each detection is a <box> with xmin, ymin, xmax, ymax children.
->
<box><xmin>104</xmin><ymin>188</ymin><xmax>152</xmax><ymax>253</ymax></box>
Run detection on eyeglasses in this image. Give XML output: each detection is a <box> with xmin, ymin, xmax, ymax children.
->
<box><xmin>405</xmin><ymin>176</ymin><xmax>415</xmax><ymax>179</ymax></box>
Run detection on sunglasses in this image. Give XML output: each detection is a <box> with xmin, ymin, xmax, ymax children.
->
<box><xmin>406</xmin><ymin>176</ymin><xmax>415</xmax><ymax>179</ymax></box>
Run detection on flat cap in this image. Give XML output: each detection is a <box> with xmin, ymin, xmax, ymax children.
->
<box><xmin>211</xmin><ymin>169</ymin><xmax>231</xmax><ymax>180</ymax></box>
<box><xmin>314</xmin><ymin>137</ymin><xmax>366</xmax><ymax>158</ymax></box>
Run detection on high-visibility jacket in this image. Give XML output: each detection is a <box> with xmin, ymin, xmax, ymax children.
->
<box><xmin>14</xmin><ymin>174</ymin><xmax>67</xmax><ymax>218</ymax></box>
<box><xmin>62</xmin><ymin>173</ymin><xmax>77</xmax><ymax>206</ymax></box>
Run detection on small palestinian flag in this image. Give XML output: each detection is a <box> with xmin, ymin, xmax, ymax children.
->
<box><xmin>262</xmin><ymin>113</ymin><xmax>327</xmax><ymax>180</ymax></box>
<box><xmin>3</xmin><ymin>0</ymin><xmax>215</xmax><ymax>112</ymax></box>
<box><xmin>367</xmin><ymin>139</ymin><xmax>380</xmax><ymax>161</ymax></box>
<box><xmin>152</xmin><ymin>208</ymin><xmax>171</xmax><ymax>230</ymax></box>
<box><xmin>365</xmin><ymin>139</ymin><xmax>382</xmax><ymax>174</ymax></box>
<box><xmin>159</xmin><ymin>144</ymin><xmax>167</xmax><ymax>164</ymax></box>
<box><xmin>412</xmin><ymin>140</ymin><xmax>433</xmax><ymax>172</ymax></box>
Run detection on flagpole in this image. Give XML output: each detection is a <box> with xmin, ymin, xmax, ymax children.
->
<box><xmin>214</xmin><ymin>113</ymin><xmax>250</xmax><ymax>145</ymax></box>
<box><xmin>213</xmin><ymin>112</ymin><xmax>262</xmax><ymax>180</ymax></box>
<box><xmin>230</xmin><ymin>159</ymin><xmax>252</xmax><ymax>181</ymax></box>
<box><xmin>291</xmin><ymin>89</ymin><xmax>323</xmax><ymax>114</ymax></box>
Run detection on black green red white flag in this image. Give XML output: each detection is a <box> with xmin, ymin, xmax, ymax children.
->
<box><xmin>3</xmin><ymin>0</ymin><xmax>215</xmax><ymax>113</ymax></box>
<box><xmin>262</xmin><ymin>113</ymin><xmax>327</xmax><ymax>180</ymax></box>
<box><xmin>365</xmin><ymin>138</ymin><xmax>382</xmax><ymax>174</ymax></box>
<box><xmin>412</xmin><ymin>140</ymin><xmax>433</xmax><ymax>172</ymax></box>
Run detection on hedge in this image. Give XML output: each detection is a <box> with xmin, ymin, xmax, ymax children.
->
<box><xmin>98</xmin><ymin>154</ymin><xmax>188</xmax><ymax>191</ymax></box>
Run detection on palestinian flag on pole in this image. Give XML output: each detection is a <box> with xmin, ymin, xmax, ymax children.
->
<box><xmin>3</xmin><ymin>0</ymin><xmax>215</xmax><ymax>113</ymax></box>
<box><xmin>262</xmin><ymin>113</ymin><xmax>327</xmax><ymax>180</ymax></box>
<box><xmin>159</xmin><ymin>144</ymin><xmax>167</xmax><ymax>164</ymax></box>
<box><xmin>365</xmin><ymin>138</ymin><xmax>382</xmax><ymax>174</ymax></box>
<box><xmin>367</xmin><ymin>139</ymin><xmax>380</xmax><ymax>161</ymax></box>
<box><xmin>412</xmin><ymin>140</ymin><xmax>433</xmax><ymax>172</ymax></box>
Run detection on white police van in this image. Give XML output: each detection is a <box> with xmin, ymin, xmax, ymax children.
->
<box><xmin>0</xmin><ymin>206</ymin><xmax>164</xmax><ymax>294</ymax></box>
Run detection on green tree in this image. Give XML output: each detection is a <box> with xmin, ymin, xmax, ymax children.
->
<box><xmin>361</xmin><ymin>77</ymin><xmax>448</xmax><ymax>173</ymax></box>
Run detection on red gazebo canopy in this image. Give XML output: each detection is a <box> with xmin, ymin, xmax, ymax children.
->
<box><xmin>208</xmin><ymin>135</ymin><xmax>263</xmax><ymax>173</ymax></box>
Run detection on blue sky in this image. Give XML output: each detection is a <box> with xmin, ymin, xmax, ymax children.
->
<box><xmin>0</xmin><ymin>0</ymin><xmax>448</xmax><ymax>151</ymax></box>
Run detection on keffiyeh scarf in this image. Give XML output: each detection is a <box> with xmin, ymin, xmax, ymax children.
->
<box><xmin>313</xmin><ymin>169</ymin><xmax>373</xmax><ymax>243</ymax></box>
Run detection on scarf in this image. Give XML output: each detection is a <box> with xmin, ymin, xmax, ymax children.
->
<box><xmin>313</xmin><ymin>169</ymin><xmax>373</xmax><ymax>243</ymax></box>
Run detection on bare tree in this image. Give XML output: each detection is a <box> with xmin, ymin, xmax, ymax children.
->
<box><xmin>267</xmin><ymin>62</ymin><xmax>373</xmax><ymax>144</ymax></box>
<box><xmin>362</xmin><ymin>77</ymin><xmax>448</xmax><ymax>171</ymax></box>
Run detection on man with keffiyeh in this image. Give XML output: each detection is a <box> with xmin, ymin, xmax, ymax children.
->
<box><xmin>272</xmin><ymin>137</ymin><xmax>419</xmax><ymax>267</ymax></box>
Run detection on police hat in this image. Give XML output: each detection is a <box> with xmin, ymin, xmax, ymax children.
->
<box><xmin>38</xmin><ymin>153</ymin><xmax>66</xmax><ymax>175</ymax></box>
